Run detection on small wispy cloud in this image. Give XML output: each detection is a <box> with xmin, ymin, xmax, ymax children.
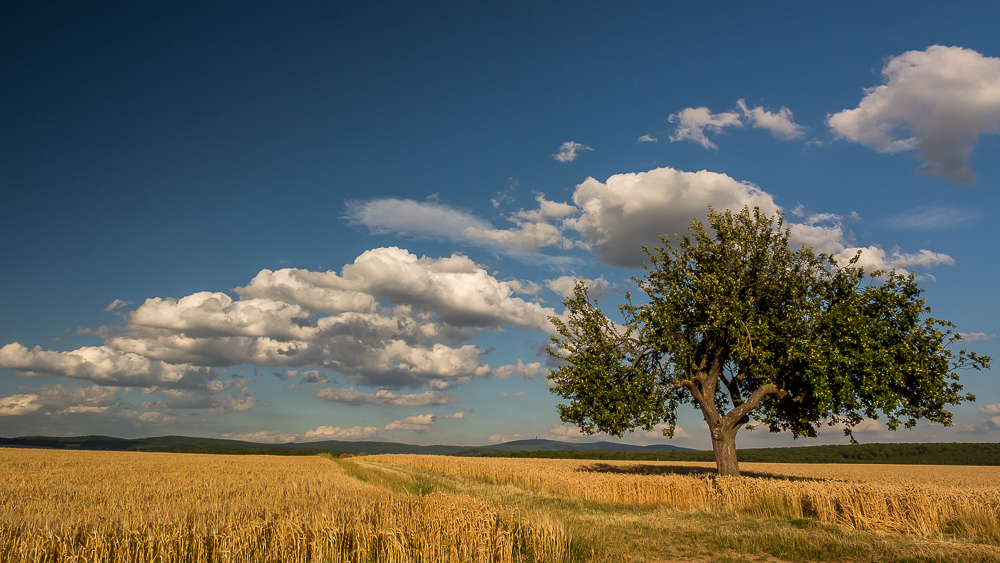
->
<box><xmin>343</xmin><ymin>198</ymin><xmax>493</xmax><ymax>241</ymax></box>
<box><xmin>384</xmin><ymin>412</ymin><xmax>464</xmax><ymax>433</ymax></box>
<box><xmin>222</xmin><ymin>431</ymin><xmax>297</xmax><ymax>443</ymax></box>
<box><xmin>553</xmin><ymin>141</ymin><xmax>593</xmax><ymax>163</ymax></box>
<box><xmin>304</xmin><ymin>425</ymin><xmax>377</xmax><ymax>440</ymax></box>
<box><xmin>103</xmin><ymin>299</ymin><xmax>131</xmax><ymax>313</ymax></box>
<box><xmin>884</xmin><ymin>205</ymin><xmax>977</xmax><ymax>231</ymax></box>
<box><xmin>956</xmin><ymin>332</ymin><xmax>996</xmax><ymax>342</ymax></box>
<box><xmin>311</xmin><ymin>387</ymin><xmax>461</xmax><ymax>407</ymax></box>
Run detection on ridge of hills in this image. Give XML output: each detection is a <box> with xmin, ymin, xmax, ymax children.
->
<box><xmin>0</xmin><ymin>435</ymin><xmax>691</xmax><ymax>456</ymax></box>
<box><xmin>1</xmin><ymin>435</ymin><xmax>998</xmax><ymax>465</ymax></box>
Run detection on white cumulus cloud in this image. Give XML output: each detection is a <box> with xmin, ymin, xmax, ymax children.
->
<box><xmin>957</xmin><ymin>332</ymin><xmax>996</xmax><ymax>342</ymax></box>
<box><xmin>493</xmin><ymin>359</ymin><xmax>547</xmax><ymax>380</ymax></box>
<box><xmin>827</xmin><ymin>45</ymin><xmax>1000</xmax><ymax>184</ymax></box>
<box><xmin>0</xmin><ymin>394</ymin><xmax>42</xmax><ymax>416</ymax></box>
<box><xmin>140</xmin><ymin>377</ymin><xmax>259</xmax><ymax>415</ymax></box>
<box><xmin>1</xmin><ymin>246</ymin><xmax>563</xmax><ymax>395</ymax></box>
<box><xmin>737</xmin><ymin>99</ymin><xmax>805</xmax><ymax>140</ymax></box>
<box><xmin>282</xmin><ymin>247</ymin><xmax>556</xmax><ymax>330</ymax></box>
<box><xmin>545</xmin><ymin>276</ymin><xmax>615</xmax><ymax>300</ymax></box>
<box><xmin>978</xmin><ymin>404</ymin><xmax>1000</xmax><ymax>429</ymax></box>
<box><xmin>343</xmin><ymin>169</ymin><xmax>957</xmax><ymax>279</ymax></box>
<box><xmin>223</xmin><ymin>431</ymin><xmax>298</xmax><ymax>443</ymax></box>
<box><xmin>383</xmin><ymin>411</ymin><xmax>465</xmax><ymax>433</ymax></box>
<box><xmin>310</xmin><ymin>387</ymin><xmax>460</xmax><ymax>407</ymax></box>
<box><xmin>789</xmin><ymin>211</ymin><xmax>955</xmax><ymax>276</ymax></box>
<box><xmin>0</xmin><ymin>343</ymin><xmax>218</xmax><ymax>389</ymax></box>
<box><xmin>566</xmin><ymin>167</ymin><xmax>780</xmax><ymax>267</ymax></box>
<box><xmin>464</xmin><ymin>195</ymin><xmax>579</xmax><ymax>253</ymax></box>
<box><xmin>0</xmin><ymin>384</ymin><xmax>124</xmax><ymax>418</ymax></box>
<box><xmin>668</xmin><ymin>107</ymin><xmax>742</xmax><ymax>149</ymax></box>
<box><xmin>385</xmin><ymin>413</ymin><xmax>437</xmax><ymax>432</ymax></box>
<box><xmin>833</xmin><ymin>246</ymin><xmax>955</xmax><ymax>273</ymax></box>
<box><xmin>132</xmin><ymin>411</ymin><xmax>176</xmax><ymax>424</ymax></box>
<box><xmin>506</xmin><ymin>279</ymin><xmax>543</xmax><ymax>295</ymax></box>
<box><xmin>546</xmin><ymin>424</ymin><xmax>586</xmax><ymax>441</ymax></box>
<box><xmin>304</xmin><ymin>425</ymin><xmax>378</xmax><ymax>440</ymax></box>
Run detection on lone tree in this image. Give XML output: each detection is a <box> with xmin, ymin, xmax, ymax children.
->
<box><xmin>547</xmin><ymin>207</ymin><xmax>989</xmax><ymax>477</ymax></box>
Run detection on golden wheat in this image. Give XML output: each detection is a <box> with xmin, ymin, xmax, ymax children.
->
<box><xmin>0</xmin><ymin>448</ymin><xmax>569</xmax><ymax>563</ymax></box>
<box><xmin>371</xmin><ymin>455</ymin><xmax>1000</xmax><ymax>540</ymax></box>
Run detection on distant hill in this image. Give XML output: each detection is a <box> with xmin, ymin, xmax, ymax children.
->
<box><xmin>290</xmin><ymin>440</ymin><xmax>467</xmax><ymax>455</ymax></box>
<box><xmin>465</xmin><ymin>442</ymin><xmax>1000</xmax><ymax>466</ymax></box>
<box><xmin>0</xmin><ymin>435</ymin><xmax>688</xmax><ymax>456</ymax></box>
<box><xmin>465</xmin><ymin>438</ymin><xmax>694</xmax><ymax>453</ymax></box>
<box><xmin>0</xmin><ymin>435</ymin><xmax>466</xmax><ymax>456</ymax></box>
<box><xmin>2</xmin><ymin>435</ymin><xmax>997</xmax><ymax>465</ymax></box>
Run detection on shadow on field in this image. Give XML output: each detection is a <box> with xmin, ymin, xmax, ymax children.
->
<box><xmin>577</xmin><ymin>463</ymin><xmax>826</xmax><ymax>482</ymax></box>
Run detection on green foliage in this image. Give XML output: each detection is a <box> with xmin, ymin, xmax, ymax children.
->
<box><xmin>547</xmin><ymin>206</ymin><xmax>989</xmax><ymax>446</ymax></box>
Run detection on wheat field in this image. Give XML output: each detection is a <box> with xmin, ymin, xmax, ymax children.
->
<box><xmin>5</xmin><ymin>447</ymin><xmax>1000</xmax><ymax>563</ymax></box>
<box><xmin>371</xmin><ymin>455</ymin><xmax>1000</xmax><ymax>540</ymax></box>
<box><xmin>0</xmin><ymin>448</ymin><xmax>569</xmax><ymax>563</ymax></box>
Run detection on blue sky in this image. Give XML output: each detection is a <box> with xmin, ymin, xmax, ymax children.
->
<box><xmin>1</xmin><ymin>1</ymin><xmax>998</xmax><ymax>448</ymax></box>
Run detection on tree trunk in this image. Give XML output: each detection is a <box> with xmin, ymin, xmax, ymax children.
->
<box><xmin>710</xmin><ymin>426</ymin><xmax>740</xmax><ymax>477</ymax></box>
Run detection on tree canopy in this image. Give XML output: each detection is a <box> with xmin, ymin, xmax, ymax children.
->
<box><xmin>547</xmin><ymin>206</ymin><xmax>990</xmax><ymax>476</ymax></box>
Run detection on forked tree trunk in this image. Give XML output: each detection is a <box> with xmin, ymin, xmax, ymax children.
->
<box><xmin>710</xmin><ymin>425</ymin><xmax>740</xmax><ymax>477</ymax></box>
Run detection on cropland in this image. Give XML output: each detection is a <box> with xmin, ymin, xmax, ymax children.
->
<box><xmin>2</xmin><ymin>448</ymin><xmax>1000</xmax><ymax>562</ymax></box>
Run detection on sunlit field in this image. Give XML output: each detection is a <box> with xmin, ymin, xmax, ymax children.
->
<box><xmin>0</xmin><ymin>448</ymin><xmax>568</xmax><ymax>563</ymax></box>
<box><xmin>4</xmin><ymin>448</ymin><xmax>1000</xmax><ymax>563</ymax></box>
<box><xmin>374</xmin><ymin>455</ymin><xmax>1000</xmax><ymax>538</ymax></box>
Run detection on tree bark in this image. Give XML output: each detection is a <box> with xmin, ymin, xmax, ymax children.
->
<box><xmin>710</xmin><ymin>425</ymin><xmax>740</xmax><ymax>477</ymax></box>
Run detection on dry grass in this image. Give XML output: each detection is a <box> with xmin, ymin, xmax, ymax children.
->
<box><xmin>371</xmin><ymin>455</ymin><xmax>1000</xmax><ymax>542</ymax></box>
<box><xmin>0</xmin><ymin>448</ymin><xmax>569</xmax><ymax>563</ymax></box>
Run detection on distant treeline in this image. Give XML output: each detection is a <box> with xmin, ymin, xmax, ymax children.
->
<box><xmin>0</xmin><ymin>435</ymin><xmax>463</xmax><ymax>456</ymax></box>
<box><xmin>458</xmin><ymin>442</ymin><xmax>1000</xmax><ymax>465</ymax></box>
<box><xmin>4</xmin><ymin>435</ymin><xmax>998</xmax><ymax>465</ymax></box>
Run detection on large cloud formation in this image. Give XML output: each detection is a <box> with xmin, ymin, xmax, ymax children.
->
<box><xmin>0</xmin><ymin>343</ymin><xmax>217</xmax><ymax>389</ymax></box>
<box><xmin>565</xmin><ymin>167</ymin><xmax>781</xmax><ymax>266</ymax></box>
<box><xmin>348</xmin><ymin>166</ymin><xmax>955</xmax><ymax>277</ymax></box>
<box><xmin>465</xmin><ymin>167</ymin><xmax>780</xmax><ymax>267</ymax></box>
<box><xmin>0</xmin><ymin>383</ymin><xmax>164</xmax><ymax>422</ymax></box>
<box><xmin>0</xmin><ymin>247</ymin><xmax>558</xmax><ymax>395</ymax></box>
<box><xmin>828</xmin><ymin>45</ymin><xmax>1000</xmax><ymax>184</ymax></box>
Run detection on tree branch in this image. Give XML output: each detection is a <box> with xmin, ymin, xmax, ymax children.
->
<box><xmin>720</xmin><ymin>369</ymin><xmax>745</xmax><ymax>407</ymax></box>
<box><xmin>723</xmin><ymin>383</ymin><xmax>785</xmax><ymax>429</ymax></box>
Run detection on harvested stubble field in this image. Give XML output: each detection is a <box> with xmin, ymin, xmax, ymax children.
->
<box><xmin>373</xmin><ymin>456</ymin><xmax>1000</xmax><ymax>536</ymax></box>
<box><xmin>4</xmin><ymin>448</ymin><xmax>1000</xmax><ymax>563</ymax></box>
<box><xmin>370</xmin><ymin>455</ymin><xmax>1000</xmax><ymax>562</ymax></box>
